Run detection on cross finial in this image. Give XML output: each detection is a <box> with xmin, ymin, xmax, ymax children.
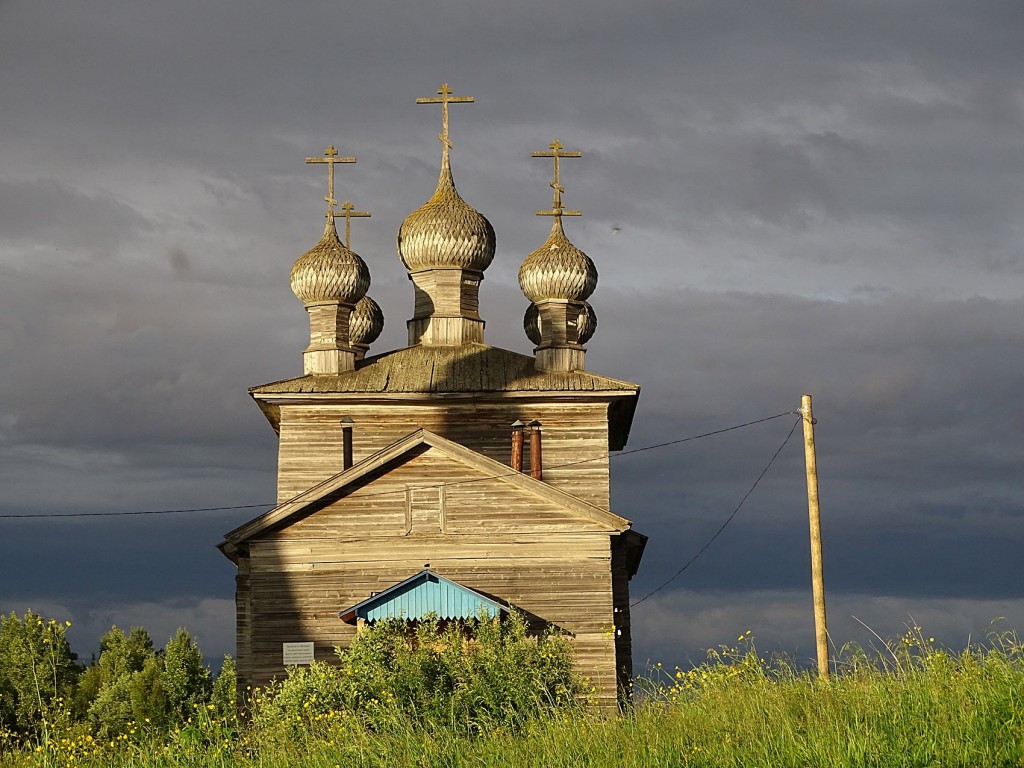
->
<box><xmin>305</xmin><ymin>145</ymin><xmax>357</xmax><ymax>218</ymax></box>
<box><xmin>332</xmin><ymin>201</ymin><xmax>371</xmax><ymax>250</ymax></box>
<box><xmin>531</xmin><ymin>140</ymin><xmax>582</xmax><ymax>218</ymax></box>
<box><xmin>416</xmin><ymin>82</ymin><xmax>475</xmax><ymax>157</ymax></box>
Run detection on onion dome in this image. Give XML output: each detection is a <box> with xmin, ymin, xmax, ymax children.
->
<box><xmin>350</xmin><ymin>294</ymin><xmax>385</xmax><ymax>347</ymax></box>
<box><xmin>524</xmin><ymin>303</ymin><xmax>541</xmax><ymax>346</ymax></box>
<box><xmin>290</xmin><ymin>217</ymin><xmax>370</xmax><ymax>305</ymax></box>
<box><xmin>518</xmin><ymin>217</ymin><xmax>597</xmax><ymax>303</ymax></box>
<box><xmin>524</xmin><ymin>300</ymin><xmax>597</xmax><ymax>346</ymax></box>
<box><xmin>576</xmin><ymin>301</ymin><xmax>597</xmax><ymax>344</ymax></box>
<box><xmin>397</xmin><ymin>155</ymin><xmax>496</xmax><ymax>273</ymax></box>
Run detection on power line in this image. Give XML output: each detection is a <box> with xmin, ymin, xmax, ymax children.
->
<box><xmin>615</xmin><ymin>411</ymin><xmax>795</xmax><ymax>459</ymax></box>
<box><xmin>0</xmin><ymin>411</ymin><xmax>796</xmax><ymax>520</ymax></box>
<box><xmin>0</xmin><ymin>503</ymin><xmax>268</xmax><ymax>520</ymax></box>
<box><xmin>629</xmin><ymin>415</ymin><xmax>802</xmax><ymax>609</ymax></box>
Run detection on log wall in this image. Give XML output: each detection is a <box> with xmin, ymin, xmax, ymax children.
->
<box><xmin>275</xmin><ymin>400</ymin><xmax>611</xmax><ymax>509</ymax></box>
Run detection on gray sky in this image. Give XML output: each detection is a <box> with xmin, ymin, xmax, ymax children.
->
<box><xmin>1</xmin><ymin>0</ymin><xmax>1022</xmax><ymax>670</ymax></box>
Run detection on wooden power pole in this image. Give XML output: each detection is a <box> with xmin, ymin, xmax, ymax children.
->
<box><xmin>801</xmin><ymin>394</ymin><xmax>830</xmax><ymax>680</ymax></box>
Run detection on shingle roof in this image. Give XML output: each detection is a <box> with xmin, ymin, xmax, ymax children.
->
<box><xmin>249</xmin><ymin>343</ymin><xmax>639</xmax><ymax>395</ymax></box>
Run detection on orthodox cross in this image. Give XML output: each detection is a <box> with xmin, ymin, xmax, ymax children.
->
<box><xmin>305</xmin><ymin>145</ymin><xmax>356</xmax><ymax>218</ymax></box>
<box><xmin>532</xmin><ymin>140</ymin><xmax>582</xmax><ymax>218</ymax></box>
<box><xmin>333</xmin><ymin>201</ymin><xmax>371</xmax><ymax>250</ymax></box>
<box><xmin>416</xmin><ymin>83</ymin><xmax>475</xmax><ymax>153</ymax></box>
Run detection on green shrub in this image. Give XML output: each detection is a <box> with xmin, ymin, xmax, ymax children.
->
<box><xmin>248</xmin><ymin>610</ymin><xmax>586</xmax><ymax>741</ymax></box>
<box><xmin>210</xmin><ymin>655</ymin><xmax>237</xmax><ymax>727</ymax></box>
<box><xmin>84</xmin><ymin>626</ymin><xmax>158</xmax><ymax>737</ymax></box>
<box><xmin>78</xmin><ymin>625</ymin><xmax>216</xmax><ymax>739</ymax></box>
<box><xmin>162</xmin><ymin>628</ymin><xmax>212</xmax><ymax>723</ymax></box>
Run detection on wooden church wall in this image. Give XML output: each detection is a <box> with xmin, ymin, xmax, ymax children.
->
<box><xmin>274</xmin><ymin>400</ymin><xmax>612</xmax><ymax>509</ymax></box>
<box><xmin>239</xmin><ymin>542</ymin><xmax>620</xmax><ymax>706</ymax></box>
<box><xmin>278</xmin><ymin>447</ymin><xmax>612</xmax><ymax>537</ymax></box>
<box><xmin>237</xmin><ymin>448</ymin><xmax>624</xmax><ymax>707</ymax></box>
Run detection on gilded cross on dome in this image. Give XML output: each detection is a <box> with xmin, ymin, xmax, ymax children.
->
<box><xmin>416</xmin><ymin>83</ymin><xmax>475</xmax><ymax>156</ymax></box>
<box><xmin>333</xmin><ymin>201</ymin><xmax>371</xmax><ymax>250</ymax></box>
<box><xmin>305</xmin><ymin>145</ymin><xmax>357</xmax><ymax>218</ymax></box>
<box><xmin>532</xmin><ymin>140</ymin><xmax>582</xmax><ymax>218</ymax></box>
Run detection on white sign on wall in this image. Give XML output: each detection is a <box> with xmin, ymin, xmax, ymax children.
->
<box><xmin>282</xmin><ymin>641</ymin><xmax>315</xmax><ymax>666</ymax></box>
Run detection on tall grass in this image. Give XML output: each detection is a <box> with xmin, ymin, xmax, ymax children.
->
<box><xmin>2</xmin><ymin>624</ymin><xmax>1022</xmax><ymax>767</ymax></box>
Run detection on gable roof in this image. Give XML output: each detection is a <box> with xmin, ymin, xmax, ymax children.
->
<box><xmin>338</xmin><ymin>569</ymin><xmax>510</xmax><ymax>624</ymax></box>
<box><xmin>249</xmin><ymin>343</ymin><xmax>640</xmax><ymax>396</ymax></box>
<box><xmin>219</xmin><ymin>428</ymin><xmax>635</xmax><ymax>555</ymax></box>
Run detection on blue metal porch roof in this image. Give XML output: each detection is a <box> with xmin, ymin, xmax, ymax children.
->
<box><xmin>338</xmin><ymin>570</ymin><xmax>510</xmax><ymax>625</ymax></box>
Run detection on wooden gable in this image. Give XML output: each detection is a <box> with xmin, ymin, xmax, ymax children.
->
<box><xmin>220</xmin><ymin>428</ymin><xmax>634</xmax><ymax>555</ymax></box>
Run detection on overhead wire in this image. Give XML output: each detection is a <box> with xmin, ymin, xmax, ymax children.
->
<box><xmin>0</xmin><ymin>503</ymin><xmax>269</xmax><ymax>520</ymax></box>
<box><xmin>0</xmin><ymin>410</ymin><xmax>797</xmax><ymax>520</ymax></box>
<box><xmin>629</xmin><ymin>414</ymin><xmax>802</xmax><ymax>608</ymax></box>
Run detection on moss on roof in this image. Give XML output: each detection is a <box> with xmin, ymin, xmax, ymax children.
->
<box><xmin>250</xmin><ymin>343</ymin><xmax>639</xmax><ymax>395</ymax></box>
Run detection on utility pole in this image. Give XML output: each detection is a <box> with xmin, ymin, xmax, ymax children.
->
<box><xmin>801</xmin><ymin>394</ymin><xmax>829</xmax><ymax>680</ymax></box>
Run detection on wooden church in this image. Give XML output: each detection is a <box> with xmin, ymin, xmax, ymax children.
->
<box><xmin>218</xmin><ymin>85</ymin><xmax>646</xmax><ymax>708</ymax></box>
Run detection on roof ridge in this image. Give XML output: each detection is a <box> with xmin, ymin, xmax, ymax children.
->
<box><xmin>249</xmin><ymin>342</ymin><xmax>639</xmax><ymax>395</ymax></box>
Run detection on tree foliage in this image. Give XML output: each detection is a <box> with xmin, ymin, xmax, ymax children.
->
<box><xmin>0</xmin><ymin>613</ymin><xmax>235</xmax><ymax>751</ymax></box>
<box><xmin>73</xmin><ymin>625</ymin><xmax>219</xmax><ymax>737</ymax></box>
<box><xmin>0</xmin><ymin>611</ymin><xmax>78</xmax><ymax>733</ymax></box>
<box><xmin>163</xmin><ymin>627</ymin><xmax>212</xmax><ymax>722</ymax></box>
<box><xmin>82</xmin><ymin>626</ymin><xmax>158</xmax><ymax>736</ymax></box>
<box><xmin>210</xmin><ymin>654</ymin><xmax>237</xmax><ymax>726</ymax></box>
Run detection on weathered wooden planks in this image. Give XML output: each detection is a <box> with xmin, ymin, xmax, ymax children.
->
<box><xmin>231</xmin><ymin>462</ymin><xmax>639</xmax><ymax>708</ymax></box>
<box><xmin>230</xmin><ymin>339</ymin><xmax>644</xmax><ymax>710</ymax></box>
<box><xmin>274</xmin><ymin>401</ymin><xmax>612</xmax><ymax>507</ymax></box>
<box><xmin>237</xmin><ymin>512</ymin><xmax>625</xmax><ymax>705</ymax></box>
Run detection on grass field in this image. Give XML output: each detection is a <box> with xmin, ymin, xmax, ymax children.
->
<box><xmin>2</xmin><ymin>626</ymin><xmax>1022</xmax><ymax>767</ymax></box>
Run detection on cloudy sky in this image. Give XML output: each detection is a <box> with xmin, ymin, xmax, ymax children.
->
<box><xmin>1</xmin><ymin>1</ymin><xmax>1022</xmax><ymax>670</ymax></box>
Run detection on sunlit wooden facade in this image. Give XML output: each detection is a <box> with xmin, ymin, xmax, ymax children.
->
<box><xmin>219</xmin><ymin>86</ymin><xmax>645</xmax><ymax>709</ymax></box>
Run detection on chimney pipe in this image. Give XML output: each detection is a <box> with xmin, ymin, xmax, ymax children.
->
<box><xmin>510</xmin><ymin>420</ymin><xmax>525</xmax><ymax>472</ymax></box>
<box><xmin>340</xmin><ymin>416</ymin><xmax>354</xmax><ymax>470</ymax></box>
<box><xmin>528</xmin><ymin>420</ymin><xmax>542</xmax><ymax>481</ymax></box>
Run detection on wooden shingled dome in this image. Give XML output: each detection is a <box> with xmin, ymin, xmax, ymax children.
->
<box><xmin>290</xmin><ymin>217</ymin><xmax>370</xmax><ymax>306</ymax></box>
<box><xmin>397</xmin><ymin>154</ymin><xmax>495</xmax><ymax>274</ymax></box>
<box><xmin>519</xmin><ymin>217</ymin><xmax>597</xmax><ymax>303</ymax></box>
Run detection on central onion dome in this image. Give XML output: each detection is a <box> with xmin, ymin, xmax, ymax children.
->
<box><xmin>518</xmin><ymin>217</ymin><xmax>597</xmax><ymax>303</ymax></box>
<box><xmin>290</xmin><ymin>217</ymin><xmax>370</xmax><ymax>305</ymax></box>
<box><xmin>397</xmin><ymin>155</ymin><xmax>495</xmax><ymax>273</ymax></box>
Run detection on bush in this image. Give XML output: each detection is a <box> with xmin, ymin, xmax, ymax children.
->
<box><xmin>84</xmin><ymin>626</ymin><xmax>158</xmax><ymax>737</ymax></box>
<box><xmin>162</xmin><ymin>628</ymin><xmax>212</xmax><ymax>722</ymax></box>
<box><xmin>249</xmin><ymin>610</ymin><xmax>586</xmax><ymax>739</ymax></box>
<box><xmin>210</xmin><ymin>655</ymin><xmax>237</xmax><ymax>726</ymax></box>
<box><xmin>78</xmin><ymin>625</ymin><xmax>216</xmax><ymax>739</ymax></box>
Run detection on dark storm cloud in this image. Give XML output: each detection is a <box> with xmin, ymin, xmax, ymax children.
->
<box><xmin>599</xmin><ymin>291</ymin><xmax>1024</xmax><ymax>608</ymax></box>
<box><xmin>0</xmin><ymin>179</ymin><xmax>152</xmax><ymax>255</ymax></box>
<box><xmin>1</xmin><ymin>0</ymin><xmax>1022</xmax><ymax>667</ymax></box>
<box><xmin>5</xmin><ymin>0</ymin><xmax>1020</xmax><ymax>299</ymax></box>
<box><xmin>0</xmin><ymin>260</ymin><xmax>289</xmax><ymax>446</ymax></box>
